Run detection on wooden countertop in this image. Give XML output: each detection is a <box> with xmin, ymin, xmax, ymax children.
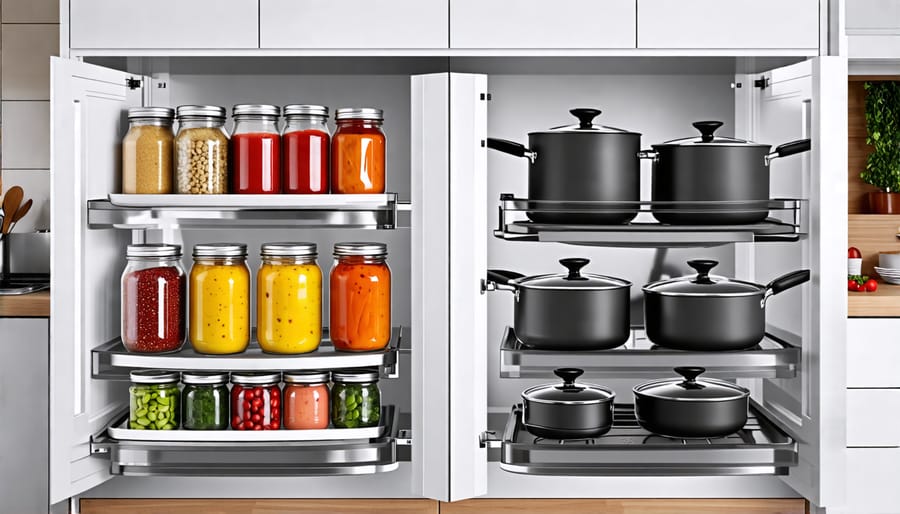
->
<box><xmin>0</xmin><ymin>290</ymin><xmax>50</xmax><ymax>317</ymax></box>
<box><xmin>849</xmin><ymin>281</ymin><xmax>900</xmax><ymax>317</ymax></box>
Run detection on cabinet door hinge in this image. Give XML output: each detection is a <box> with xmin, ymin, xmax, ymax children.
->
<box><xmin>479</xmin><ymin>430</ymin><xmax>500</xmax><ymax>449</ymax></box>
<box><xmin>753</xmin><ymin>77</ymin><xmax>770</xmax><ymax>90</ymax></box>
<box><xmin>125</xmin><ymin>77</ymin><xmax>142</xmax><ymax>90</ymax></box>
<box><xmin>479</xmin><ymin>93</ymin><xmax>492</xmax><ymax>101</ymax></box>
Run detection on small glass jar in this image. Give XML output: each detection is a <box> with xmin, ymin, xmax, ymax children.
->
<box><xmin>189</xmin><ymin>243</ymin><xmax>250</xmax><ymax>354</ymax></box>
<box><xmin>282</xmin><ymin>371</ymin><xmax>330</xmax><ymax>430</ymax></box>
<box><xmin>330</xmin><ymin>243</ymin><xmax>391</xmax><ymax>352</ymax></box>
<box><xmin>331</xmin><ymin>108</ymin><xmax>385</xmax><ymax>194</ymax></box>
<box><xmin>232</xmin><ymin>104</ymin><xmax>281</xmax><ymax>194</ymax></box>
<box><xmin>129</xmin><ymin>370</ymin><xmax>180</xmax><ymax>430</ymax></box>
<box><xmin>331</xmin><ymin>369</ymin><xmax>380</xmax><ymax>428</ymax></box>
<box><xmin>182</xmin><ymin>372</ymin><xmax>229</xmax><ymax>430</ymax></box>
<box><xmin>175</xmin><ymin>105</ymin><xmax>229</xmax><ymax>194</ymax></box>
<box><xmin>257</xmin><ymin>243</ymin><xmax>322</xmax><ymax>354</ymax></box>
<box><xmin>283</xmin><ymin>105</ymin><xmax>330</xmax><ymax>194</ymax></box>
<box><xmin>231</xmin><ymin>372</ymin><xmax>282</xmax><ymax>430</ymax></box>
<box><xmin>122</xmin><ymin>107</ymin><xmax>175</xmax><ymax>194</ymax></box>
<box><xmin>121</xmin><ymin>244</ymin><xmax>186</xmax><ymax>354</ymax></box>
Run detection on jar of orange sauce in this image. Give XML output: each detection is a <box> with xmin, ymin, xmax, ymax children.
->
<box><xmin>330</xmin><ymin>242</ymin><xmax>391</xmax><ymax>352</ymax></box>
<box><xmin>331</xmin><ymin>108</ymin><xmax>385</xmax><ymax>194</ymax></box>
<box><xmin>282</xmin><ymin>371</ymin><xmax>330</xmax><ymax>430</ymax></box>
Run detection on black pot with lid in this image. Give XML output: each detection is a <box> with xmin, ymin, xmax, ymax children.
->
<box><xmin>522</xmin><ymin>368</ymin><xmax>615</xmax><ymax>439</ymax></box>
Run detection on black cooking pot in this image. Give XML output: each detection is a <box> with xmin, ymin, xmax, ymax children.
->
<box><xmin>642</xmin><ymin>259</ymin><xmax>810</xmax><ymax>351</ymax></box>
<box><xmin>638</xmin><ymin>121</ymin><xmax>811</xmax><ymax>225</ymax></box>
<box><xmin>488</xmin><ymin>108</ymin><xmax>641</xmax><ymax>224</ymax></box>
<box><xmin>522</xmin><ymin>368</ymin><xmax>615</xmax><ymax>439</ymax></box>
<box><xmin>634</xmin><ymin>367</ymin><xmax>750</xmax><ymax>438</ymax></box>
<box><xmin>485</xmin><ymin>258</ymin><xmax>631</xmax><ymax>350</ymax></box>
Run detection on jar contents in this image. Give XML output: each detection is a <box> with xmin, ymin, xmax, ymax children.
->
<box><xmin>332</xmin><ymin>108</ymin><xmax>385</xmax><ymax>194</ymax></box>
<box><xmin>174</xmin><ymin>105</ymin><xmax>229</xmax><ymax>194</ymax></box>
<box><xmin>129</xmin><ymin>370</ymin><xmax>180</xmax><ymax>430</ymax></box>
<box><xmin>121</xmin><ymin>244</ymin><xmax>186</xmax><ymax>354</ymax></box>
<box><xmin>232</xmin><ymin>104</ymin><xmax>281</xmax><ymax>194</ymax></box>
<box><xmin>122</xmin><ymin>107</ymin><xmax>174</xmax><ymax>194</ymax></box>
<box><xmin>257</xmin><ymin>243</ymin><xmax>322</xmax><ymax>354</ymax></box>
<box><xmin>331</xmin><ymin>370</ymin><xmax>380</xmax><ymax>428</ymax></box>
<box><xmin>282</xmin><ymin>371</ymin><xmax>330</xmax><ymax>430</ymax></box>
<box><xmin>182</xmin><ymin>372</ymin><xmax>229</xmax><ymax>430</ymax></box>
<box><xmin>330</xmin><ymin>243</ymin><xmax>391</xmax><ymax>351</ymax></box>
<box><xmin>231</xmin><ymin>372</ymin><xmax>281</xmax><ymax>430</ymax></box>
<box><xmin>283</xmin><ymin>105</ymin><xmax>330</xmax><ymax>194</ymax></box>
<box><xmin>189</xmin><ymin>244</ymin><xmax>250</xmax><ymax>354</ymax></box>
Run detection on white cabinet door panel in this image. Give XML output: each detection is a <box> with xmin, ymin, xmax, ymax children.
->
<box><xmin>847</xmin><ymin>389</ymin><xmax>900</xmax><ymax>447</ymax></box>
<box><xmin>638</xmin><ymin>0</ymin><xmax>819</xmax><ymax>49</ymax></box>
<box><xmin>451</xmin><ymin>0</ymin><xmax>636</xmax><ymax>49</ymax></box>
<box><xmin>847</xmin><ymin>0</ymin><xmax>900</xmax><ymax>30</ymax></box>
<box><xmin>846</xmin><ymin>319</ymin><xmax>900</xmax><ymax>387</ymax></box>
<box><xmin>847</xmin><ymin>448</ymin><xmax>900</xmax><ymax>514</ymax></box>
<box><xmin>70</xmin><ymin>0</ymin><xmax>258</xmax><ymax>49</ymax></box>
<box><xmin>260</xmin><ymin>0</ymin><xmax>448</xmax><ymax>49</ymax></box>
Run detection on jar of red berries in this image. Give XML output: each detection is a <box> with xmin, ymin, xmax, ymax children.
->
<box><xmin>120</xmin><ymin>244</ymin><xmax>186</xmax><ymax>353</ymax></box>
<box><xmin>230</xmin><ymin>372</ymin><xmax>281</xmax><ymax>430</ymax></box>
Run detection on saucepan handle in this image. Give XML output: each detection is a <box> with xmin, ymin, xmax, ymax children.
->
<box><xmin>766</xmin><ymin>139</ymin><xmax>811</xmax><ymax>165</ymax></box>
<box><xmin>487</xmin><ymin>138</ymin><xmax>537</xmax><ymax>164</ymax></box>
<box><xmin>484</xmin><ymin>269</ymin><xmax>525</xmax><ymax>293</ymax></box>
<box><xmin>762</xmin><ymin>269</ymin><xmax>810</xmax><ymax>307</ymax></box>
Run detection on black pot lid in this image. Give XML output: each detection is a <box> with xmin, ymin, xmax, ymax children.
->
<box><xmin>642</xmin><ymin>259</ymin><xmax>762</xmax><ymax>297</ymax></box>
<box><xmin>522</xmin><ymin>368</ymin><xmax>615</xmax><ymax>405</ymax></box>
<box><xmin>513</xmin><ymin>258</ymin><xmax>631</xmax><ymax>291</ymax></box>
<box><xmin>633</xmin><ymin>367</ymin><xmax>750</xmax><ymax>401</ymax></box>
<box><xmin>654</xmin><ymin>121</ymin><xmax>768</xmax><ymax>148</ymax></box>
<box><xmin>531</xmin><ymin>108</ymin><xmax>640</xmax><ymax>135</ymax></box>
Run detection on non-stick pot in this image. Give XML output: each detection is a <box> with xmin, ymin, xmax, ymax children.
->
<box><xmin>643</xmin><ymin>259</ymin><xmax>810</xmax><ymax>351</ymax></box>
<box><xmin>485</xmin><ymin>258</ymin><xmax>631</xmax><ymax>350</ymax></box>
<box><xmin>638</xmin><ymin>121</ymin><xmax>811</xmax><ymax>225</ymax></box>
<box><xmin>523</xmin><ymin>368</ymin><xmax>615</xmax><ymax>439</ymax></box>
<box><xmin>634</xmin><ymin>366</ymin><xmax>749</xmax><ymax>438</ymax></box>
<box><xmin>488</xmin><ymin>108</ymin><xmax>641</xmax><ymax>224</ymax></box>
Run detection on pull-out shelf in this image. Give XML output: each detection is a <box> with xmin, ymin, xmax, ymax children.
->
<box><xmin>500</xmin><ymin>326</ymin><xmax>799</xmax><ymax>379</ymax></box>
<box><xmin>489</xmin><ymin>404</ymin><xmax>797</xmax><ymax>477</ymax></box>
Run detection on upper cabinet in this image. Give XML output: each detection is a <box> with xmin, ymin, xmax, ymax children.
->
<box><xmin>846</xmin><ymin>0</ymin><xmax>900</xmax><ymax>58</ymax></box>
<box><xmin>70</xmin><ymin>0</ymin><xmax>258</xmax><ymax>50</ymax></box>
<box><xmin>260</xmin><ymin>0</ymin><xmax>449</xmax><ymax>49</ymax></box>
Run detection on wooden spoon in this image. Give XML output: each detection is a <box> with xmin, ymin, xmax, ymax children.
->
<box><xmin>1</xmin><ymin>186</ymin><xmax>23</xmax><ymax>235</ymax></box>
<box><xmin>11</xmin><ymin>198</ymin><xmax>32</xmax><ymax>225</ymax></box>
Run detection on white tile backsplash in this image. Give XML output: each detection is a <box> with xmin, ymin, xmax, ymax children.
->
<box><xmin>1</xmin><ymin>101</ymin><xmax>50</xmax><ymax>169</ymax></box>
<box><xmin>1</xmin><ymin>0</ymin><xmax>59</xmax><ymax>23</ymax></box>
<box><xmin>1</xmin><ymin>24</ymin><xmax>58</xmax><ymax>100</ymax></box>
<box><xmin>0</xmin><ymin>169</ymin><xmax>50</xmax><ymax>232</ymax></box>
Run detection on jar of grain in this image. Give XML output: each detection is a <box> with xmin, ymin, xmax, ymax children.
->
<box><xmin>122</xmin><ymin>107</ymin><xmax>175</xmax><ymax>194</ymax></box>
<box><xmin>175</xmin><ymin>105</ymin><xmax>229</xmax><ymax>194</ymax></box>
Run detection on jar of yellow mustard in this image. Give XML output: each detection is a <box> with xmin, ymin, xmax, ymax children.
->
<box><xmin>189</xmin><ymin>243</ymin><xmax>250</xmax><ymax>354</ymax></box>
<box><xmin>256</xmin><ymin>242</ymin><xmax>322</xmax><ymax>354</ymax></box>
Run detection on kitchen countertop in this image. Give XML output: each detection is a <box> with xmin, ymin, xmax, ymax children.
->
<box><xmin>848</xmin><ymin>282</ymin><xmax>900</xmax><ymax>317</ymax></box>
<box><xmin>0</xmin><ymin>290</ymin><xmax>50</xmax><ymax>317</ymax></box>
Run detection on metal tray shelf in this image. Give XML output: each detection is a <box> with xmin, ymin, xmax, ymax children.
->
<box><xmin>493</xmin><ymin>194</ymin><xmax>807</xmax><ymax>247</ymax></box>
<box><xmin>93</xmin><ymin>327</ymin><xmax>402</xmax><ymax>379</ymax></box>
<box><xmin>499</xmin><ymin>326</ymin><xmax>799</xmax><ymax>379</ymax></box>
<box><xmin>489</xmin><ymin>403</ymin><xmax>797</xmax><ymax>477</ymax></box>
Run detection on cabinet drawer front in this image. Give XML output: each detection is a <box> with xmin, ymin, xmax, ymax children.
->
<box><xmin>848</xmin><ymin>448</ymin><xmax>900</xmax><ymax>513</ymax></box>
<box><xmin>260</xmin><ymin>0</ymin><xmax>448</xmax><ymax>49</ymax></box>
<box><xmin>451</xmin><ymin>0</ymin><xmax>636</xmax><ymax>49</ymax></box>
<box><xmin>847</xmin><ymin>319</ymin><xmax>900</xmax><ymax>387</ymax></box>
<box><xmin>847</xmin><ymin>389</ymin><xmax>900</xmax><ymax>447</ymax></box>
<box><xmin>847</xmin><ymin>0</ymin><xmax>900</xmax><ymax>31</ymax></box>
<box><xmin>71</xmin><ymin>0</ymin><xmax>258</xmax><ymax>49</ymax></box>
<box><xmin>637</xmin><ymin>0</ymin><xmax>819</xmax><ymax>49</ymax></box>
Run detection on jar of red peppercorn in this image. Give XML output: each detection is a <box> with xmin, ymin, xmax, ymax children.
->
<box><xmin>283</xmin><ymin>105</ymin><xmax>330</xmax><ymax>194</ymax></box>
<box><xmin>121</xmin><ymin>244</ymin><xmax>186</xmax><ymax>354</ymax></box>
<box><xmin>232</xmin><ymin>104</ymin><xmax>281</xmax><ymax>194</ymax></box>
<box><xmin>332</xmin><ymin>108</ymin><xmax>385</xmax><ymax>194</ymax></box>
<box><xmin>230</xmin><ymin>372</ymin><xmax>281</xmax><ymax>430</ymax></box>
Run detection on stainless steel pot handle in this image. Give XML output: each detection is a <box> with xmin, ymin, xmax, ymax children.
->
<box><xmin>761</xmin><ymin>269</ymin><xmax>811</xmax><ymax>307</ymax></box>
<box><xmin>765</xmin><ymin>139</ymin><xmax>811</xmax><ymax>166</ymax></box>
<box><xmin>483</xmin><ymin>269</ymin><xmax>523</xmax><ymax>293</ymax></box>
<box><xmin>487</xmin><ymin>138</ymin><xmax>537</xmax><ymax>164</ymax></box>
<box><xmin>637</xmin><ymin>150</ymin><xmax>659</xmax><ymax>161</ymax></box>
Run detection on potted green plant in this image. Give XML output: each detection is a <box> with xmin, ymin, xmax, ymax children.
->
<box><xmin>862</xmin><ymin>81</ymin><xmax>900</xmax><ymax>214</ymax></box>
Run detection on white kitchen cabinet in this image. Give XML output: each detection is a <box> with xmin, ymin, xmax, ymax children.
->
<box><xmin>846</xmin><ymin>319</ymin><xmax>900</xmax><ymax>387</ymax></box>
<box><xmin>637</xmin><ymin>0</ymin><xmax>819</xmax><ymax>50</ymax></box>
<box><xmin>847</xmin><ymin>389</ymin><xmax>900</xmax><ymax>447</ymax></box>
<box><xmin>845</xmin><ymin>448</ymin><xmax>900</xmax><ymax>514</ymax></box>
<box><xmin>450</xmin><ymin>0</ymin><xmax>635</xmax><ymax>49</ymax></box>
<box><xmin>260</xmin><ymin>0</ymin><xmax>448</xmax><ymax>49</ymax></box>
<box><xmin>846</xmin><ymin>0</ymin><xmax>900</xmax><ymax>58</ymax></box>
<box><xmin>69</xmin><ymin>0</ymin><xmax>258</xmax><ymax>50</ymax></box>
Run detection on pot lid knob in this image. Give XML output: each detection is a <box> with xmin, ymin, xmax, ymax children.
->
<box><xmin>687</xmin><ymin>259</ymin><xmax>718</xmax><ymax>284</ymax></box>
<box><xmin>674</xmin><ymin>366</ymin><xmax>706</xmax><ymax>389</ymax></box>
<box><xmin>570</xmin><ymin>108</ymin><xmax>602</xmax><ymax>129</ymax></box>
<box><xmin>692</xmin><ymin>121</ymin><xmax>724</xmax><ymax>143</ymax></box>
<box><xmin>554</xmin><ymin>367</ymin><xmax>584</xmax><ymax>388</ymax></box>
<box><xmin>560</xmin><ymin>258</ymin><xmax>590</xmax><ymax>280</ymax></box>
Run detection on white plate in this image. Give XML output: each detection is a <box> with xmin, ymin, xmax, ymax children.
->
<box><xmin>881</xmin><ymin>276</ymin><xmax>900</xmax><ymax>285</ymax></box>
<box><xmin>875</xmin><ymin>267</ymin><xmax>900</xmax><ymax>277</ymax></box>
<box><xmin>107</xmin><ymin>193</ymin><xmax>394</xmax><ymax>209</ymax></box>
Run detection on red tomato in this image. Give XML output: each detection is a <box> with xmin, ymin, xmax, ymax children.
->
<box><xmin>849</xmin><ymin>279</ymin><xmax>859</xmax><ymax>291</ymax></box>
<box><xmin>865</xmin><ymin>279</ymin><xmax>879</xmax><ymax>292</ymax></box>
<box><xmin>849</xmin><ymin>247</ymin><xmax>862</xmax><ymax>258</ymax></box>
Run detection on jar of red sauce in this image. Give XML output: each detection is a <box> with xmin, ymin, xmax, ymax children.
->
<box><xmin>230</xmin><ymin>372</ymin><xmax>281</xmax><ymax>430</ymax></box>
<box><xmin>330</xmin><ymin>243</ymin><xmax>391</xmax><ymax>352</ymax></box>
<box><xmin>121</xmin><ymin>244</ymin><xmax>186</xmax><ymax>354</ymax></box>
<box><xmin>282</xmin><ymin>371</ymin><xmax>330</xmax><ymax>430</ymax></box>
<box><xmin>231</xmin><ymin>104</ymin><xmax>281</xmax><ymax>194</ymax></box>
<box><xmin>283</xmin><ymin>105</ymin><xmax>330</xmax><ymax>194</ymax></box>
<box><xmin>332</xmin><ymin>108</ymin><xmax>385</xmax><ymax>194</ymax></box>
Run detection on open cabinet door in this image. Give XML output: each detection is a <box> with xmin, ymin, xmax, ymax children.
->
<box><xmin>50</xmin><ymin>57</ymin><xmax>142</xmax><ymax>503</ymax></box>
<box><xmin>734</xmin><ymin>57</ymin><xmax>848</xmax><ymax>510</ymax></box>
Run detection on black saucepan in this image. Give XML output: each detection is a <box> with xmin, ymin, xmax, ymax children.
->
<box><xmin>523</xmin><ymin>368</ymin><xmax>615</xmax><ymax>439</ymax></box>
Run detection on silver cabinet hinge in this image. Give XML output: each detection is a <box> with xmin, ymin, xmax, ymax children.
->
<box><xmin>397</xmin><ymin>429</ymin><xmax>412</xmax><ymax>446</ymax></box>
<box><xmin>479</xmin><ymin>430</ymin><xmax>501</xmax><ymax>449</ymax></box>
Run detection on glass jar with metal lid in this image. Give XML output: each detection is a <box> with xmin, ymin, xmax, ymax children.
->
<box><xmin>174</xmin><ymin>105</ymin><xmax>229</xmax><ymax>194</ymax></box>
<box><xmin>257</xmin><ymin>242</ymin><xmax>322</xmax><ymax>354</ymax></box>
<box><xmin>231</xmin><ymin>104</ymin><xmax>281</xmax><ymax>194</ymax></box>
<box><xmin>329</xmin><ymin>242</ymin><xmax>391</xmax><ymax>352</ymax></box>
<box><xmin>282</xmin><ymin>370</ymin><xmax>330</xmax><ymax>430</ymax></box>
<box><xmin>331</xmin><ymin>369</ymin><xmax>380</xmax><ymax>428</ymax></box>
<box><xmin>331</xmin><ymin>107</ymin><xmax>385</xmax><ymax>194</ymax></box>
<box><xmin>122</xmin><ymin>107</ymin><xmax>175</xmax><ymax>194</ymax></box>
<box><xmin>181</xmin><ymin>372</ymin><xmax>230</xmax><ymax>430</ymax></box>
<box><xmin>283</xmin><ymin>105</ymin><xmax>330</xmax><ymax>194</ymax></box>
<box><xmin>189</xmin><ymin>243</ymin><xmax>250</xmax><ymax>355</ymax></box>
<box><xmin>230</xmin><ymin>372</ymin><xmax>282</xmax><ymax>430</ymax></box>
<box><xmin>121</xmin><ymin>244</ymin><xmax>186</xmax><ymax>354</ymax></box>
<box><xmin>129</xmin><ymin>370</ymin><xmax>180</xmax><ymax>430</ymax></box>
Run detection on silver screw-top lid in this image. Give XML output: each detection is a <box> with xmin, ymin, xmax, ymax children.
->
<box><xmin>335</xmin><ymin>107</ymin><xmax>383</xmax><ymax>121</ymax></box>
<box><xmin>176</xmin><ymin>105</ymin><xmax>227</xmax><ymax>119</ymax></box>
<box><xmin>283</xmin><ymin>370</ymin><xmax>330</xmax><ymax>384</ymax></box>
<box><xmin>128</xmin><ymin>107</ymin><xmax>175</xmax><ymax>121</ymax></box>
<box><xmin>192</xmin><ymin>243</ymin><xmax>248</xmax><ymax>258</ymax></box>
<box><xmin>182</xmin><ymin>371</ymin><xmax>229</xmax><ymax>385</ymax></box>
<box><xmin>230</xmin><ymin>372</ymin><xmax>282</xmax><ymax>385</ymax></box>
<box><xmin>260</xmin><ymin>242</ymin><xmax>317</xmax><ymax>257</ymax></box>
<box><xmin>130</xmin><ymin>369</ymin><xmax>180</xmax><ymax>384</ymax></box>
<box><xmin>333</xmin><ymin>242</ymin><xmax>388</xmax><ymax>257</ymax></box>
<box><xmin>284</xmin><ymin>104</ymin><xmax>329</xmax><ymax>117</ymax></box>
<box><xmin>232</xmin><ymin>104</ymin><xmax>281</xmax><ymax>117</ymax></box>
<box><xmin>126</xmin><ymin>243</ymin><xmax>181</xmax><ymax>258</ymax></box>
<box><xmin>332</xmin><ymin>369</ymin><xmax>380</xmax><ymax>383</ymax></box>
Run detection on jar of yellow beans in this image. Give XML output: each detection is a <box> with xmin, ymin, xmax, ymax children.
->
<box><xmin>189</xmin><ymin>243</ymin><xmax>250</xmax><ymax>354</ymax></box>
<box><xmin>256</xmin><ymin>242</ymin><xmax>322</xmax><ymax>354</ymax></box>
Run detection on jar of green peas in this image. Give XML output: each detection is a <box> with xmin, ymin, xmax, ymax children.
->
<box><xmin>129</xmin><ymin>370</ymin><xmax>180</xmax><ymax>430</ymax></box>
<box><xmin>331</xmin><ymin>369</ymin><xmax>381</xmax><ymax>428</ymax></box>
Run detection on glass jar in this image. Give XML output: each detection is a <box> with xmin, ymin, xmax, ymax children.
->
<box><xmin>330</xmin><ymin>243</ymin><xmax>391</xmax><ymax>352</ymax></box>
<box><xmin>121</xmin><ymin>244</ymin><xmax>186</xmax><ymax>354</ymax></box>
<box><xmin>331</xmin><ymin>108</ymin><xmax>385</xmax><ymax>194</ymax></box>
<box><xmin>182</xmin><ymin>372</ymin><xmax>229</xmax><ymax>430</ymax></box>
<box><xmin>231</xmin><ymin>372</ymin><xmax>281</xmax><ymax>430</ymax></box>
<box><xmin>129</xmin><ymin>370</ymin><xmax>180</xmax><ymax>430</ymax></box>
<box><xmin>122</xmin><ymin>107</ymin><xmax>175</xmax><ymax>194</ymax></box>
<box><xmin>331</xmin><ymin>369</ymin><xmax>380</xmax><ymax>428</ymax></box>
<box><xmin>283</xmin><ymin>105</ymin><xmax>330</xmax><ymax>194</ymax></box>
<box><xmin>175</xmin><ymin>105</ymin><xmax>229</xmax><ymax>194</ymax></box>
<box><xmin>189</xmin><ymin>243</ymin><xmax>250</xmax><ymax>354</ymax></box>
<box><xmin>232</xmin><ymin>104</ymin><xmax>281</xmax><ymax>194</ymax></box>
<box><xmin>282</xmin><ymin>371</ymin><xmax>330</xmax><ymax>430</ymax></box>
<box><xmin>257</xmin><ymin>243</ymin><xmax>322</xmax><ymax>354</ymax></box>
